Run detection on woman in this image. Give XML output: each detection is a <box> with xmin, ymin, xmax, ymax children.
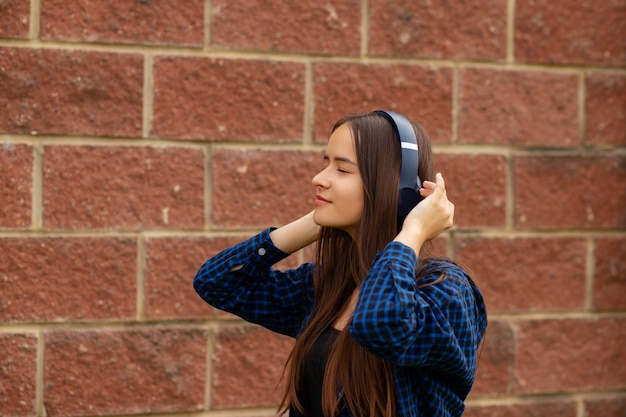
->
<box><xmin>194</xmin><ymin>111</ymin><xmax>487</xmax><ymax>417</ymax></box>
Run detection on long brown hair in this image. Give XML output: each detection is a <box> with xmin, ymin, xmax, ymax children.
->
<box><xmin>279</xmin><ymin>112</ymin><xmax>435</xmax><ymax>417</ymax></box>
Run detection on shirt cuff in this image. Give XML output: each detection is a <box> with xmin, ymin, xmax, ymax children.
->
<box><xmin>246</xmin><ymin>227</ymin><xmax>290</xmax><ymax>267</ymax></box>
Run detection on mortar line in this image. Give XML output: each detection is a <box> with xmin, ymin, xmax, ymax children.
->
<box><xmin>302</xmin><ymin>62</ymin><xmax>314</xmax><ymax>145</ymax></box>
<box><xmin>204</xmin><ymin>0</ymin><xmax>212</xmax><ymax>50</ymax></box>
<box><xmin>136</xmin><ymin>234</ymin><xmax>146</xmax><ymax>320</ymax></box>
<box><xmin>35</xmin><ymin>328</ymin><xmax>44</xmax><ymax>417</ymax></box>
<box><xmin>205</xmin><ymin>326</ymin><xmax>214</xmax><ymax>409</ymax></box>
<box><xmin>576</xmin><ymin>397</ymin><xmax>585</xmax><ymax>417</ymax></box>
<box><xmin>32</xmin><ymin>143</ymin><xmax>43</xmax><ymax>229</ymax></box>
<box><xmin>361</xmin><ymin>0</ymin><xmax>370</xmax><ymax>58</ymax></box>
<box><xmin>507</xmin><ymin>0</ymin><xmax>516</xmax><ymax>63</ymax></box>
<box><xmin>451</xmin><ymin>64</ymin><xmax>460</xmax><ymax>144</ymax></box>
<box><xmin>505</xmin><ymin>150</ymin><xmax>515</xmax><ymax>231</ymax></box>
<box><xmin>142</xmin><ymin>54</ymin><xmax>154</xmax><ymax>139</ymax></box>
<box><xmin>204</xmin><ymin>145</ymin><xmax>214</xmax><ymax>230</ymax></box>
<box><xmin>585</xmin><ymin>238</ymin><xmax>595</xmax><ymax>311</ymax></box>
<box><xmin>29</xmin><ymin>0</ymin><xmax>40</xmax><ymax>39</ymax></box>
<box><xmin>578</xmin><ymin>71</ymin><xmax>587</xmax><ymax>147</ymax></box>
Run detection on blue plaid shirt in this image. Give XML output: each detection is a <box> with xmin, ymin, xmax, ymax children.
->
<box><xmin>194</xmin><ymin>228</ymin><xmax>487</xmax><ymax>416</ymax></box>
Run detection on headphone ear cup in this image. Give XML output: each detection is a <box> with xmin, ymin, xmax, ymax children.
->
<box><xmin>397</xmin><ymin>187</ymin><xmax>423</xmax><ymax>223</ymax></box>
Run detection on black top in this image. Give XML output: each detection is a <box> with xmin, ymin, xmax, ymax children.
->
<box><xmin>302</xmin><ymin>326</ymin><xmax>341</xmax><ymax>417</ymax></box>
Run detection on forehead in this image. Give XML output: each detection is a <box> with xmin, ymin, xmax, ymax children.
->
<box><xmin>326</xmin><ymin>123</ymin><xmax>356</xmax><ymax>158</ymax></box>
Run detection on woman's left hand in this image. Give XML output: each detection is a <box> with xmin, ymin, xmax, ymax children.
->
<box><xmin>394</xmin><ymin>172</ymin><xmax>455</xmax><ymax>254</ymax></box>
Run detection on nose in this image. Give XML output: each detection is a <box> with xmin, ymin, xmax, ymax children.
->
<box><xmin>312</xmin><ymin>166</ymin><xmax>329</xmax><ymax>189</ymax></box>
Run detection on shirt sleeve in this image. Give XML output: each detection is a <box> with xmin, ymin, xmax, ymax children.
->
<box><xmin>193</xmin><ymin>228</ymin><xmax>315</xmax><ymax>338</ymax></box>
<box><xmin>349</xmin><ymin>241</ymin><xmax>487</xmax><ymax>384</ymax></box>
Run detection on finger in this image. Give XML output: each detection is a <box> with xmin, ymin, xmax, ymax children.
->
<box><xmin>435</xmin><ymin>172</ymin><xmax>446</xmax><ymax>189</ymax></box>
<box><xmin>421</xmin><ymin>180</ymin><xmax>436</xmax><ymax>191</ymax></box>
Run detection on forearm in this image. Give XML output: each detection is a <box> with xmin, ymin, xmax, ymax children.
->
<box><xmin>393</xmin><ymin>224</ymin><xmax>427</xmax><ymax>257</ymax></box>
<box><xmin>269</xmin><ymin>210</ymin><xmax>320</xmax><ymax>254</ymax></box>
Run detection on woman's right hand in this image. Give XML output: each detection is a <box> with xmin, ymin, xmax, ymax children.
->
<box><xmin>269</xmin><ymin>210</ymin><xmax>321</xmax><ymax>254</ymax></box>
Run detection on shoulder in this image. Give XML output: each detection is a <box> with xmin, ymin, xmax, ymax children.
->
<box><xmin>419</xmin><ymin>257</ymin><xmax>487</xmax><ymax>329</ymax></box>
<box><xmin>419</xmin><ymin>257</ymin><xmax>471</xmax><ymax>286</ymax></box>
<box><xmin>418</xmin><ymin>257</ymin><xmax>483</xmax><ymax>307</ymax></box>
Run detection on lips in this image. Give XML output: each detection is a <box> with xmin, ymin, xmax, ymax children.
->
<box><xmin>314</xmin><ymin>195</ymin><xmax>331</xmax><ymax>205</ymax></box>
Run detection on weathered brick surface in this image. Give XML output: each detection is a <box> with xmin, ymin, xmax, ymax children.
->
<box><xmin>425</xmin><ymin>236</ymin><xmax>448</xmax><ymax>258</ymax></box>
<box><xmin>514</xmin><ymin>318</ymin><xmax>626</xmax><ymax>393</ymax></box>
<box><xmin>593</xmin><ymin>237</ymin><xmax>626</xmax><ymax>311</ymax></box>
<box><xmin>151</xmin><ymin>57</ymin><xmax>306</xmax><ymax>141</ymax></box>
<box><xmin>464</xmin><ymin>401</ymin><xmax>577</xmax><ymax>417</ymax></box>
<box><xmin>0</xmin><ymin>143</ymin><xmax>32</xmax><ymax>229</ymax></box>
<box><xmin>455</xmin><ymin>237</ymin><xmax>587</xmax><ymax>313</ymax></box>
<box><xmin>0</xmin><ymin>0</ymin><xmax>30</xmax><ymax>38</ymax></box>
<box><xmin>44</xmin><ymin>328</ymin><xmax>206</xmax><ymax>416</ymax></box>
<box><xmin>40</xmin><ymin>0</ymin><xmax>204</xmax><ymax>46</ymax></box>
<box><xmin>145</xmin><ymin>236</ymin><xmax>243</xmax><ymax>319</ymax></box>
<box><xmin>313</xmin><ymin>63</ymin><xmax>453</xmax><ymax>143</ymax></box>
<box><xmin>211</xmin><ymin>324</ymin><xmax>293</xmax><ymax>408</ymax></box>
<box><xmin>515</xmin><ymin>0</ymin><xmax>626</xmax><ymax>66</ymax></box>
<box><xmin>0</xmin><ymin>48</ymin><xmax>143</xmax><ymax>137</ymax></box>
<box><xmin>145</xmin><ymin>235</ymin><xmax>303</xmax><ymax>319</ymax></box>
<box><xmin>0</xmin><ymin>237</ymin><xmax>136</xmax><ymax>322</ymax></box>
<box><xmin>0</xmin><ymin>334</ymin><xmax>37</xmax><ymax>417</ymax></box>
<box><xmin>211</xmin><ymin>148</ymin><xmax>320</xmax><ymax>228</ymax></box>
<box><xmin>436</xmin><ymin>153</ymin><xmax>507</xmax><ymax>228</ymax></box>
<box><xmin>514</xmin><ymin>155</ymin><xmax>626</xmax><ymax>229</ymax></box>
<box><xmin>43</xmin><ymin>146</ymin><xmax>205</xmax><ymax>230</ymax></box>
<box><xmin>211</xmin><ymin>0</ymin><xmax>361</xmax><ymax>55</ymax></box>
<box><xmin>369</xmin><ymin>0</ymin><xmax>507</xmax><ymax>60</ymax></box>
<box><xmin>469</xmin><ymin>320</ymin><xmax>514</xmax><ymax>396</ymax></box>
<box><xmin>585</xmin><ymin>397</ymin><xmax>626</xmax><ymax>417</ymax></box>
<box><xmin>585</xmin><ymin>73</ymin><xmax>626</xmax><ymax>146</ymax></box>
<box><xmin>459</xmin><ymin>68</ymin><xmax>579</xmax><ymax>146</ymax></box>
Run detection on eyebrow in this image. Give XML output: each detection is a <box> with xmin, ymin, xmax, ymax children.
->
<box><xmin>323</xmin><ymin>154</ymin><xmax>358</xmax><ymax>165</ymax></box>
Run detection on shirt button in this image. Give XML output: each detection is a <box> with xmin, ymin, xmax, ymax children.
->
<box><xmin>258</xmin><ymin>248</ymin><xmax>266</xmax><ymax>256</ymax></box>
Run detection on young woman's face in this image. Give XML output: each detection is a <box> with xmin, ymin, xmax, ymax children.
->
<box><xmin>312</xmin><ymin>123</ymin><xmax>364</xmax><ymax>239</ymax></box>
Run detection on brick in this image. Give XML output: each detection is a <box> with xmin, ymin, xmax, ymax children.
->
<box><xmin>0</xmin><ymin>48</ymin><xmax>143</xmax><ymax>137</ymax></box>
<box><xmin>211</xmin><ymin>148</ymin><xmax>319</xmax><ymax>228</ymax></box>
<box><xmin>0</xmin><ymin>143</ymin><xmax>32</xmax><ymax>229</ymax></box>
<box><xmin>585</xmin><ymin>396</ymin><xmax>626</xmax><ymax>417</ymax></box>
<box><xmin>593</xmin><ymin>237</ymin><xmax>626</xmax><ymax>311</ymax></box>
<box><xmin>514</xmin><ymin>318</ymin><xmax>626</xmax><ymax>393</ymax></box>
<box><xmin>0</xmin><ymin>0</ymin><xmax>29</xmax><ymax>39</ymax></box>
<box><xmin>0</xmin><ymin>237</ymin><xmax>136</xmax><ymax>322</ymax></box>
<box><xmin>145</xmin><ymin>235</ymin><xmax>303</xmax><ymax>320</ymax></box>
<box><xmin>43</xmin><ymin>146</ymin><xmax>205</xmax><ymax>230</ymax></box>
<box><xmin>145</xmin><ymin>236</ymin><xmax>242</xmax><ymax>319</ymax></box>
<box><xmin>40</xmin><ymin>0</ymin><xmax>203</xmax><ymax>46</ymax></box>
<box><xmin>464</xmin><ymin>401</ymin><xmax>577</xmax><ymax>417</ymax></box>
<box><xmin>514</xmin><ymin>155</ymin><xmax>626</xmax><ymax>229</ymax></box>
<box><xmin>436</xmin><ymin>153</ymin><xmax>507</xmax><ymax>228</ymax></box>
<box><xmin>585</xmin><ymin>73</ymin><xmax>626</xmax><ymax>146</ymax></box>
<box><xmin>424</xmin><ymin>236</ymin><xmax>448</xmax><ymax>258</ymax></box>
<box><xmin>211</xmin><ymin>324</ymin><xmax>293</xmax><ymax>408</ymax></box>
<box><xmin>470</xmin><ymin>320</ymin><xmax>514</xmax><ymax>396</ymax></box>
<box><xmin>44</xmin><ymin>328</ymin><xmax>206</xmax><ymax>416</ymax></box>
<box><xmin>151</xmin><ymin>57</ymin><xmax>306</xmax><ymax>141</ymax></box>
<box><xmin>459</xmin><ymin>68</ymin><xmax>578</xmax><ymax>146</ymax></box>
<box><xmin>515</xmin><ymin>0</ymin><xmax>626</xmax><ymax>67</ymax></box>
<box><xmin>0</xmin><ymin>334</ymin><xmax>37</xmax><ymax>417</ymax></box>
<box><xmin>455</xmin><ymin>237</ymin><xmax>586</xmax><ymax>313</ymax></box>
<box><xmin>211</xmin><ymin>0</ymin><xmax>361</xmax><ymax>55</ymax></box>
<box><xmin>313</xmin><ymin>63</ymin><xmax>453</xmax><ymax>143</ymax></box>
<box><xmin>369</xmin><ymin>0</ymin><xmax>507</xmax><ymax>61</ymax></box>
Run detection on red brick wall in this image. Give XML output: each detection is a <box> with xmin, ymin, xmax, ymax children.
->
<box><xmin>1</xmin><ymin>1</ymin><xmax>624</xmax><ymax>416</ymax></box>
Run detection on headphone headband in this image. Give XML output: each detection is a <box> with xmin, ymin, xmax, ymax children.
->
<box><xmin>374</xmin><ymin>110</ymin><xmax>423</xmax><ymax>222</ymax></box>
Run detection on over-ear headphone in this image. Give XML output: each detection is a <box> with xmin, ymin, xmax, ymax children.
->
<box><xmin>374</xmin><ymin>110</ymin><xmax>423</xmax><ymax>224</ymax></box>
